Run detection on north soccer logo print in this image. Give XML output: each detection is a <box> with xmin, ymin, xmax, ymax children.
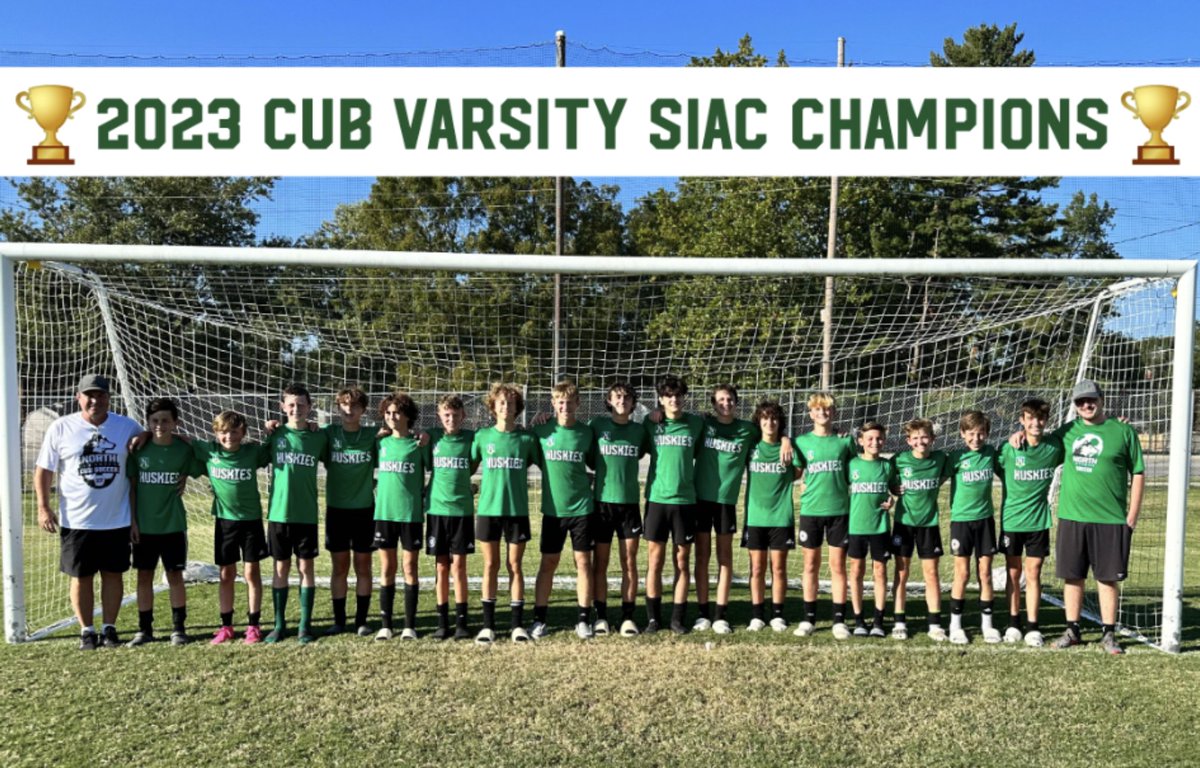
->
<box><xmin>78</xmin><ymin>431</ymin><xmax>120</xmax><ymax>488</ymax></box>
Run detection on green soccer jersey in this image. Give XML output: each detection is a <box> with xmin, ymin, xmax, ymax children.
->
<box><xmin>324</xmin><ymin>424</ymin><xmax>377</xmax><ymax>509</ymax></box>
<box><xmin>948</xmin><ymin>445</ymin><xmax>999</xmax><ymax>523</ymax></box>
<box><xmin>132</xmin><ymin>439</ymin><xmax>199</xmax><ymax>535</ymax></box>
<box><xmin>795</xmin><ymin>432</ymin><xmax>857</xmax><ymax>517</ymax></box>
<box><xmin>1054</xmin><ymin>418</ymin><xmax>1144</xmax><ymax>525</ymax></box>
<box><xmin>533</xmin><ymin>421</ymin><xmax>594</xmax><ymax>518</ymax></box>
<box><xmin>847</xmin><ymin>457</ymin><xmax>895</xmax><ymax>536</ymax></box>
<box><xmin>695</xmin><ymin>417</ymin><xmax>760</xmax><ymax>506</ymax></box>
<box><xmin>193</xmin><ymin>440</ymin><xmax>271</xmax><ymax>522</ymax></box>
<box><xmin>471</xmin><ymin>426</ymin><xmax>537</xmax><ymax>518</ymax></box>
<box><xmin>375</xmin><ymin>435</ymin><xmax>428</xmax><ymax>523</ymax></box>
<box><xmin>589</xmin><ymin>416</ymin><xmax>646</xmax><ymax>505</ymax></box>
<box><xmin>427</xmin><ymin>428</ymin><xmax>475</xmax><ymax>517</ymax></box>
<box><xmin>744</xmin><ymin>440</ymin><xmax>798</xmax><ymax>528</ymax></box>
<box><xmin>998</xmin><ymin>438</ymin><xmax>1064</xmax><ymax>533</ymax></box>
<box><xmin>267</xmin><ymin>426</ymin><xmax>328</xmax><ymax>525</ymax></box>
<box><xmin>645</xmin><ymin>413</ymin><xmax>706</xmax><ymax>506</ymax></box>
<box><xmin>892</xmin><ymin>450</ymin><xmax>949</xmax><ymax>528</ymax></box>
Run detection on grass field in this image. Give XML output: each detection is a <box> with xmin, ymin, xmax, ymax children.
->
<box><xmin>6</xmin><ymin>478</ymin><xmax>1200</xmax><ymax>765</ymax></box>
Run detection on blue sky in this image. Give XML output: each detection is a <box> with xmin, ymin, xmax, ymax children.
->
<box><xmin>3</xmin><ymin>0</ymin><xmax>1200</xmax><ymax>262</ymax></box>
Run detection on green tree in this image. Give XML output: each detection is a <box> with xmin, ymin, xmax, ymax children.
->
<box><xmin>931</xmin><ymin>22</ymin><xmax>1036</xmax><ymax>67</ymax></box>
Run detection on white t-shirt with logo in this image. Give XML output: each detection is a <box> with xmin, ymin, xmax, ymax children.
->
<box><xmin>36</xmin><ymin>411</ymin><xmax>142</xmax><ymax>530</ymax></box>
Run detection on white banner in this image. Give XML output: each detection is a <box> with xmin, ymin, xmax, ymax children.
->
<box><xmin>2</xmin><ymin>67</ymin><xmax>1196</xmax><ymax>176</ymax></box>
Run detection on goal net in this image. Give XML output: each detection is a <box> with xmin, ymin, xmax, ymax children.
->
<box><xmin>2</xmin><ymin>248</ymin><xmax>1192</xmax><ymax>650</ymax></box>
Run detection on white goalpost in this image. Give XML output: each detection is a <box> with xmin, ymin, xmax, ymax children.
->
<box><xmin>0</xmin><ymin>244</ymin><xmax>1193</xmax><ymax>651</ymax></box>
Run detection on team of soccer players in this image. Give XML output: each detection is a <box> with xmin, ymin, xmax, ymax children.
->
<box><xmin>107</xmin><ymin>375</ymin><xmax>1142</xmax><ymax>654</ymax></box>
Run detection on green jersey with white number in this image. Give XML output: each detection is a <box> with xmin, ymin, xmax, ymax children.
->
<box><xmin>533</xmin><ymin>421</ymin><xmax>594</xmax><ymax>518</ymax></box>
<box><xmin>695</xmin><ymin>417</ymin><xmax>759</xmax><ymax>505</ymax></box>
<box><xmin>948</xmin><ymin>446</ymin><xmax>999</xmax><ymax>523</ymax></box>
<box><xmin>589</xmin><ymin>417</ymin><xmax>646</xmax><ymax>505</ymax></box>
<box><xmin>795</xmin><ymin>433</ymin><xmax>856</xmax><ymax>517</ymax></box>
<box><xmin>471</xmin><ymin>427</ymin><xmax>537</xmax><ymax>518</ymax></box>
<box><xmin>645</xmin><ymin>413</ymin><xmax>705</xmax><ymax>506</ymax></box>
<box><xmin>847</xmin><ymin>457</ymin><xmax>895</xmax><ymax>536</ymax></box>
<box><xmin>324</xmin><ymin>424</ymin><xmax>377</xmax><ymax>509</ymax></box>
<box><xmin>892</xmin><ymin>450</ymin><xmax>949</xmax><ymax>528</ymax></box>
<box><xmin>132</xmin><ymin>439</ymin><xmax>200</xmax><ymax>535</ymax></box>
<box><xmin>375</xmin><ymin>435</ymin><xmax>428</xmax><ymax>523</ymax></box>
<box><xmin>426</xmin><ymin>428</ymin><xmax>475</xmax><ymax>517</ymax></box>
<box><xmin>744</xmin><ymin>440</ymin><xmax>799</xmax><ymax>528</ymax></box>
<box><xmin>267</xmin><ymin>426</ymin><xmax>328</xmax><ymax>524</ymax></box>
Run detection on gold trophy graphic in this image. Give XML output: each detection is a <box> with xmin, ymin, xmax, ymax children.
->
<box><xmin>15</xmin><ymin>84</ymin><xmax>87</xmax><ymax>165</ymax></box>
<box><xmin>1121</xmin><ymin>84</ymin><xmax>1190</xmax><ymax>165</ymax></box>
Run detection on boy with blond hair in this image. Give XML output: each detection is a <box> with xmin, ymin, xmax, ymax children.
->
<box><xmin>947</xmin><ymin>410</ymin><xmax>1001</xmax><ymax>645</ymax></box>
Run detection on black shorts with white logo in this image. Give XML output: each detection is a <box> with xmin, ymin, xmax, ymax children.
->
<box><xmin>373</xmin><ymin>520</ymin><xmax>423</xmax><ymax>552</ymax></box>
<box><xmin>1000</xmin><ymin>528</ymin><xmax>1051</xmax><ymax>559</ymax></box>
<box><xmin>847</xmin><ymin>532</ymin><xmax>892</xmax><ymax>562</ymax></box>
<box><xmin>60</xmin><ymin>526</ymin><xmax>131</xmax><ymax>577</ymax></box>
<box><xmin>949</xmin><ymin>518</ymin><xmax>997</xmax><ymax>559</ymax></box>
<box><xmin>426</xmin><ymin>515</ymin><xmax>476</xmax><ymax>557</ymax></box>
<box><xmin>890</xmin><ymin>521</ymin><xmax>943</xmax><ymax>560</ymax></box>
<box><xmin>325</xmin><ymin>506</ymin><xmax>377</xmax><ymax>554</ymax></box>
<box><xmin>475</xmin><ymin>515</ymin><xmax>532</xmax><ymax>545</ymax></box>
<box><xmin>592</xmin><ymin>502</ymin><xmax>643</xmax><ymax>544</ymax></box>
<box><xmin>798</xmin><ymin>514</ymin><xmax>850</xmax><ymax>550</ymax></box>
<box><xmin>268</xmin><ymin>521</ymin><xmax>320</xmax><ymax>561</ymax></box>
<box><xmin>1055</xmin><ymin>519</ymin><xmax>1131</xmax><ymax>582</ymax></box>
<box><xmin>132</xmin><ymin>531</ymin><xmax>188</xmax><ymax>572</ymax></box>
<box><xmin>214</xmin><ymin>518</ymin><xmax>269</xmax><ymax>566</ymax></box>
<box><xmin>741</xmin><ymin>525</ymin><xmax>796</xmax><ymax>551</ymax></box>
<box><xmin>695</xmin><ymin>500</ymin><xmax>739</xmax><ymax>536</ymax></box>
<box><xmin>643</xmin><ymin>502</ymin><xmax>696</xmax><ymax>545</ymax></box>
<box><xmin>541</xmin><ymin>514</ymin><xmax>595</xmax><ymax>554</ymax></box>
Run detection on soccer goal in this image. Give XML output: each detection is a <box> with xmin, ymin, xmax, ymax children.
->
<box><xmin>0</xmin><ymin>244</ymin><xmax>1193</xmax><ymax>651</ymax></box>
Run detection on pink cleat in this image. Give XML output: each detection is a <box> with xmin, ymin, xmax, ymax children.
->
<box><xmin>243</xmin><ymin>625</ymin><xmax>263</xmax><ymax>645</ymax></box>
<box><xmin>211</xmin><ymin>625</ymin><xmax>236</xmax><ymax>645</ymax></box>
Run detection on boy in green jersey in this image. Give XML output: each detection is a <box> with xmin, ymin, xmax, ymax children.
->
<box><xmin>795</xmin><ymin>393</ymin><xmax>856</xmax><ymax>640</ymax></box>
<box><xmin>889</xmin><ymin>419</ymin><xmax>949</xmax><ymax>642</ymax></box>
<box><xmin>998</xmin><ymin>398</ymin><xmax>1064</xmax><ymax>648</ymax></box>
<box><xmin>471</xmin><ymin>383</ymin><xmax>538</xmax><ymax>645</ymax></box>
<box><xmin>127</xmin><ymin>398</ymin><xmax>200</xmax><ymax>647</ymax></box>
<box><xmin>643</xmin><ymin>375</ymin><xmax>705</xmax><ymax>634</ymax></box>
<box><xmin>197</xmin><ymin>411</ymin><xmax>271</xmax><ymax>645</ymax></box>
<box><xmin>531</xmin><ymin>380</ymin><xmax>596</xmax><ymax>640</ymax></box>
<box><xmin>372</xmin><ymin>392</ymin><xmax>428</xmax><ymax>641</ymax></box>
<box><xmin>426</xmin><ymin>394</ymin><xmax>477</xmax><ymax>641</ymax></box>
<box><xmin>947</xmin><ymin>411</ymin><xmax>1001</xmax><ymax>645</ymax></box>
<box><xmin>589</xmin><ymin>380</ymin><xmax>647</xmax><ymax>638</ymax></box>
<box><xmin>1047</xmin><ymin>381</ymin><xmax>1142</xmax><ymax>654</ymax></box>
<box><xmin>846</xmin><ymin>421</ymin><xmax>898</xmax><ymax>638</ymax></box>
<box><xmin>323</xmin><ymin>387</ymin><xmax>377</xmax><ymax>637</ymax></box>
<box><xmin>742</xmin><ymin>401</ymin><xmax>801</xmax><ymax>633</ymax></box>
<box><xmin>265</xmin><ymin>383</ymin><xmax>328</xmax><ymax>644</ymax></box>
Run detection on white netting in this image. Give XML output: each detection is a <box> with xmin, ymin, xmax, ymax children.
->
<box><xmin>12</xmin><ymin>259</ymin><xmax>1181</xmax><ymax>643</ymax></box>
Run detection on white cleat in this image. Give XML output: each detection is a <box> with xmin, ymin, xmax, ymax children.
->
<box><xmin>693</xmin><ymin>617</ymin><xmax>712</xmax><ymax>632</ymax></box>
<box><xmin>1024</xmin><ymin>630</ymin><xmax>1045</xmax><ymax>648</ymax></box>
<box><xmin>982</xmin><ymin>627</ymin><xmax>1003</xmax><ymax>645</ymax></box>
<box><xmin>747</xmin><ymin>618</ymin><xmax>767</xmax><ymax>632</ymax></box>
<box><xmin>831</xmin><ymin>622</ymin><xmax>851</xmax><ymax>641</ymax></box>
<box><xmin>474</xmin><ymin>627</ymin><xmax>495</xmax><ymax>645</ymax></box>
<box><xmin>712</xmin><ymin>619</ymin><xmax>733</xmax><ymax>635</ymax></box>
<box><xmin>891</xmin><ymin>623</ymin><xmax>909</xmax><ymax>641</ymax></box>
<box><xmin>769</xmin><ymin>617</ymin><xmax>788</xmax><ymax>633</ymax></box>
<box><xmin>575</xmin><ymin>621</ymin><xmax>594</xmax><ymax>639</ymax></box>
<box><xmin>793</xmin><ymin>621</ymin><xmax>815</xmax><ymax>637</ymax></box>
<box><xmin>1003</xmin><ymin>626</ymin><xmax>1023</xmax><ymax>644</ymax></box>
<box><xmin>927</xmin><ymin>625</ymin><xmax>948</xmax><ymax>642</ymax></box>
<box><xmin>593</xmin><ymin>619</ymin><xmax>610</xmax><ymax>636</ymax></box>
<box><xmin>949</xmin><ymin>628</ymin><xmax>970</xmax><ymax>645</ymax></box>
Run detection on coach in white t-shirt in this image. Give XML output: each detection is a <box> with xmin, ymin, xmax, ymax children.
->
<box><xmin>35</xmin><ymin>374</ymin><xmax>143</xmax><ymax>650</ymax></box>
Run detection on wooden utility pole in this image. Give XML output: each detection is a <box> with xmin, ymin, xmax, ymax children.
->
<box><xmin>820</xmin><ymin>36</ymin><xmax>845</xmax><ymax>392</ymax></box>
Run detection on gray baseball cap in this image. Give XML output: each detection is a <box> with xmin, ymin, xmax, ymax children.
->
<box><xmin>76</xmin><ymin>374</ymin><xmax>111</xmax><ymax>394</ymax></box>
<box><xmin>1071</xmin><ymin>379</ymin><xmax>1103</xmax><ymax>401</ymax></box>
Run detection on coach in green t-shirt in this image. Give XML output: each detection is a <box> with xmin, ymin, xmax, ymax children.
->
<box><xmin>1050</xmin><ymin>380</ymin><xmax>1144</xmax><ymax>654</ymax></box>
